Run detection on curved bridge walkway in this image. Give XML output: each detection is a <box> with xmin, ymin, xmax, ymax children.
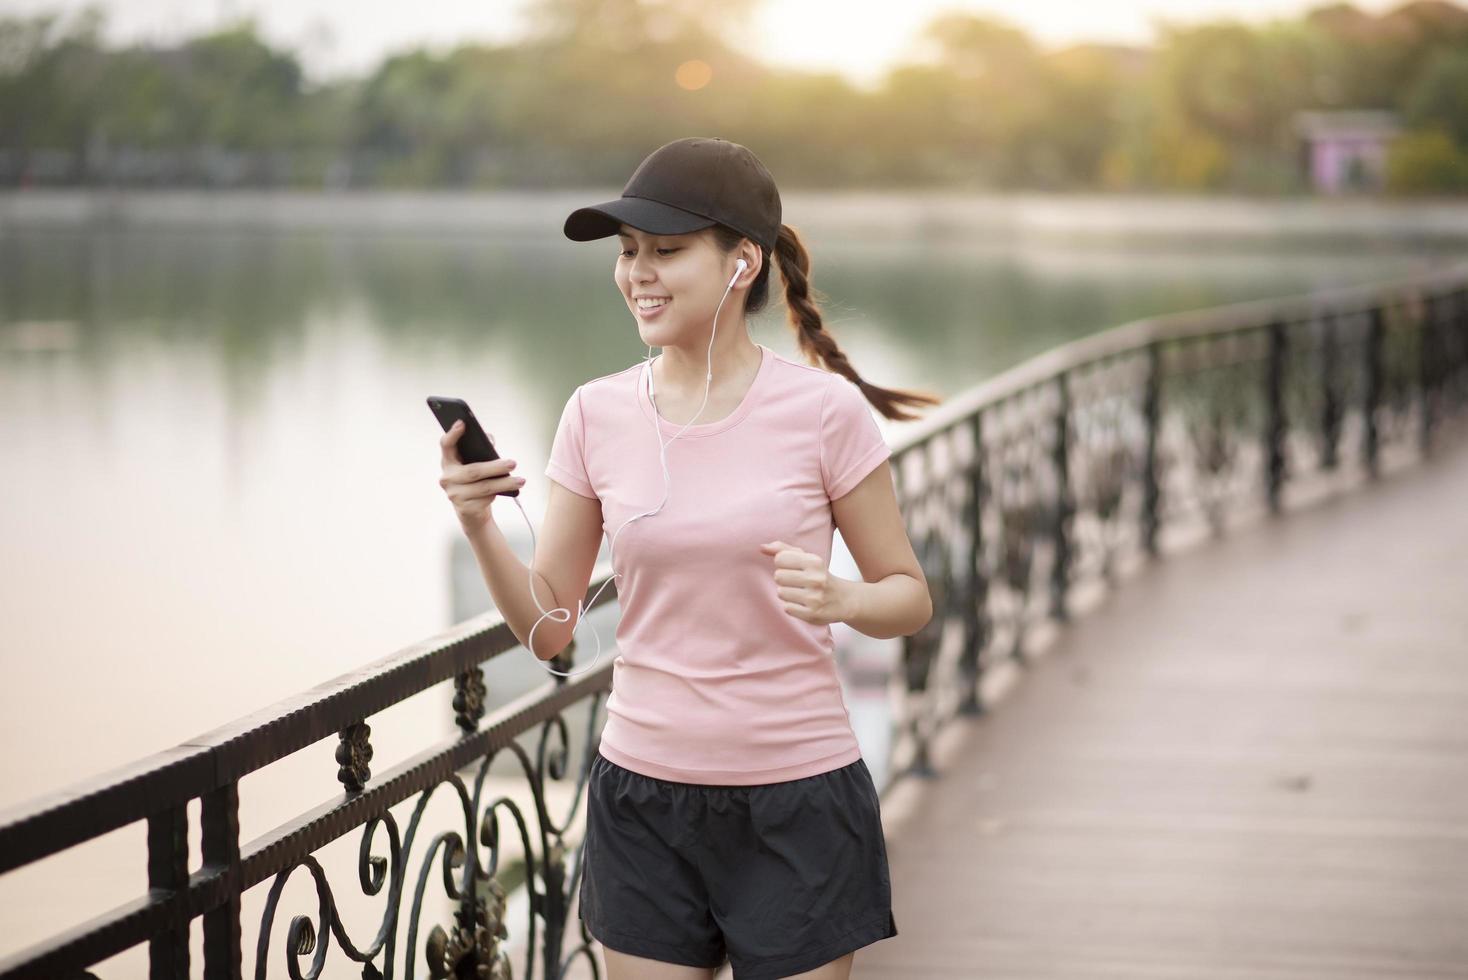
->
<box><xmin>856</xmin><ymin>435</ymin><xmax>1468</xmax><ymax>979</ymax></box>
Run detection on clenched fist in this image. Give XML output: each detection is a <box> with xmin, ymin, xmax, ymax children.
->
<box><xmin>759</xmin><ymin>539</ymin><xmax>856</xmax><ymax>627</ymax></box>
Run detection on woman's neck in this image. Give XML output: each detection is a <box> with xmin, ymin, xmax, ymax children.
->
<box><xmin>651</xmin><ymin>334</ymin><xmax>762</xmax><ymax>398</ymax></box>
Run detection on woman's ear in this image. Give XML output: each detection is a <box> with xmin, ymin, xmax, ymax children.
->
<box><xmin>741</xmin><ymin>243</ymin><xmax>761</xmax><ymax>283</ymax></box>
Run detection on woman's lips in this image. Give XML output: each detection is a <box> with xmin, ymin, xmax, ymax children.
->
<box><xmin>635</xmin><ymin>299</ymin><xmax>671</xmax><ymax>318</ymax></box>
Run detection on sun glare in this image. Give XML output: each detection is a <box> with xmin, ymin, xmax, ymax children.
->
<box><xmin>675</xmin><ymin>59</ymin><xmax>714</xmax><ymax>90</ymax></box>
<box><xmin>745</xmin><ymin>0</ymin><xmax>1408</xmax><ymax>90</ymax></box>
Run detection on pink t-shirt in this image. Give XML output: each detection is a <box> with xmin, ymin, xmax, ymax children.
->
<box><xmin>543</xmin><ymin>342</ymin><xmax>892</xmax><ymax>785</ymax></box>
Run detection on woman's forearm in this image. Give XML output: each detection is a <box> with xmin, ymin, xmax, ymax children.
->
<box><xmin>839</xmin><ymin>573</ymin><xmax>933</xmax><ymax>640</ymax></box>
<box><xmin>462</xmin><ymin>518</ymin><xmax>572</xmax><ymax>661</ymax></box>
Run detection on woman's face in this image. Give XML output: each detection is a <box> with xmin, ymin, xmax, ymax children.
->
<box><xmin>614</xmin><ymin>224</ymin><xmax>753</xmax><ymax>348</ymax></box>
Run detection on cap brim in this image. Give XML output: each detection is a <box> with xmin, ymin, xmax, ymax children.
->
<box><xmin>563</xmin><ymin>196</ymin><xmax>717</xmax><ymax>242</ymax></box>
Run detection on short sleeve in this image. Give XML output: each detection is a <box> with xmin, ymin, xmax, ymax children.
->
<box><xmin>544</xmin><ymin>386</ymin><xmax>598</xmax><ymax>499</ymax></box>
<box><xmin>820</xmin><ymin>375</ymin><xmax>891</xmax><ymax>500</ymax></box>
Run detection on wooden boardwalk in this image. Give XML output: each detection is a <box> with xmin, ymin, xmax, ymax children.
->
<box><xmin>855</xmin><ymin>434</ymin><xmax>1468</xmax><ymax>979</ymax></box>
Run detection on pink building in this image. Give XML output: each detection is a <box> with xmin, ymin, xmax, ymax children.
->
<box><xmin>1295</xmin><ymin>110</ymin><xmax>1403</xmax><ymax>193</ymax></box>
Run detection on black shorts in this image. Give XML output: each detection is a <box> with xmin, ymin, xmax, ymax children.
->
<box><xmin>578</xmin><ymin>748</ymin><xmax>898</xmax><ymax>979</ymax></box>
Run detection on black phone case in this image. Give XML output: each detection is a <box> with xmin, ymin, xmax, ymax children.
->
<box><xmin>426</xmin><ymin>395</ymin><xmax>519</xmax><ymax>497</ymax></box>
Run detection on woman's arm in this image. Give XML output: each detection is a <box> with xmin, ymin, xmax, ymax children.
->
<box><xmin>830</xmin><ymin>459</ymin><xmax>933</xmax><ymax>639</ymax></box>
<box><xmin>462</xmin><ymin>480</ymin><xmax>605</xmax><ymax>661</ymax></box>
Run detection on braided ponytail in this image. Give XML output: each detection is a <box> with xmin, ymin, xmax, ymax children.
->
<box><xmin>712</xmin><ymin>222</ymin><xmax>943</xmax><ymax>422</ymax></box>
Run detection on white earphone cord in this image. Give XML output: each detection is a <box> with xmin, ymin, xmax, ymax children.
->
<box><xmin>506</xmin><ymin>258</ymin><xmax>748</xmax><ymax>677</ymax></box>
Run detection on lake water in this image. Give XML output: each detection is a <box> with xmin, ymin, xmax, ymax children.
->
<box><xmin>2</xmin><ymin>190</ymin><xmax>1465</xmax><ymax>973</ymax></box>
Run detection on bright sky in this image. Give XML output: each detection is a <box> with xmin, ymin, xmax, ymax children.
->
<box><xmin>5</xmin><ymin>0</ymin><xmax>1407</xmax><ymax>87</ymax></box>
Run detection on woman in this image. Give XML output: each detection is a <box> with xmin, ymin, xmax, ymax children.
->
<box><xmin>439</xmin><ymin>137</ymin><xmax>940</xmax><ymax>979</ymax></box>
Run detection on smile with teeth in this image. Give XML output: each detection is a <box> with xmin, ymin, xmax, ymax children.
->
<box><xmin>636</xmin><ymin>297</ymin><xmax>671</xmax><ymax>309</ymax></box>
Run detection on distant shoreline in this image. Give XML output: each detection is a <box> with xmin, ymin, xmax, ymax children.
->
<box><xmin>3</xmin><ymin>189</ymin><xmax>1468</xmax><ymax>243</ymax></box>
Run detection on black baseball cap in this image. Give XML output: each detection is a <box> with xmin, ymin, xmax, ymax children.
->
<box><xmin>563</xmin><ymin>137</ymin><xmax>782</xmax><ymax>253</ymax></box>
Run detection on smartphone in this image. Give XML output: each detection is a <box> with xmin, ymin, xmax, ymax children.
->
<box><xmin>426</xmin><ymin>395</ymin><xmax>519</xmax><ymax>497</ymax></box>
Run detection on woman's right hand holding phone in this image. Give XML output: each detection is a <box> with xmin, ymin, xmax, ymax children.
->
<box><xmin>439</xmin><ymin>420</ymin><xmax>525</xmax><ymax>531</ymax></box>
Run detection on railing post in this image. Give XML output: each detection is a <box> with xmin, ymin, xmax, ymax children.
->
<box><xmin>1320</xmin><ymin>312</ymin><xmax>1341</xmax><ymax>470</ymax></box>
<box><xmin>1363</xmin><ymin>307</ymin><xmax>1384</xmax><ymax>479</ymax></box>
<box><xmin>540</xmin><ymin>838</ymin><xmax>568</xmax><ymax>980</ymax></box>
<box><xmin>959</xmin><ymin>412</ymin><xmax>989</xmax><ymax>716</ymax></box>
<box><xmin>1457</xmin><ymin>288</ymin><xmax>1468</xmax><ymax>408</ymax></box>
<box><xmin>897</xmin><ymin>448</ymin><xmax>938</xmax><ymax>780</ymax></box>
<box><xmin>1419</xmin><ymin>293</ymin><xmax>1439</xmax><ymax>456</ymax></box>
<box><xmin>147</xmin><ymin>804</ymin><xmax>190</xmax><ymax>980</ymax></box>
<box><xmin>1457</xmin><ymin>288</ymin><xmax>1468</xmax><ymax>410</ymax></box>
<box><xmin>1450</xmin><ymin>290</ymin><xmax>1462</xmax><ymax>413</ymax></box>
<box><xmin>1141</xmin><ymin>341</ymin><xmax>1162</xmax><ymax>556</ymax></box>
<box><xmin>1265</xmin><ymin>320</ymin><xmax>1288</xmax><ymax>514</ymax></box>
<box><xmin>1050</xmin><ymin>372</ymin><xmax>1073</xmax><ymax>624</ymax></box>
<box><xmin>203</xmin><ymin>783</ymin><xmax>243</xmax><ymax>980</ymax></box>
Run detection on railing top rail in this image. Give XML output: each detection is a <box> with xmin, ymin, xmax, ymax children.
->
<box><xmin>888</xmin><ymin>260</ymin><xmax>1468</xmax><ymax>453</ymax></box>
<box><xmin>0</xmin><ymin>563</ymin><xmax>619</xmax><ymax>873</ymax></box>
<box><xmin>2</xmin><ymin>258</ymin><xmax>1464</xmax><ymax>874</ymax></box>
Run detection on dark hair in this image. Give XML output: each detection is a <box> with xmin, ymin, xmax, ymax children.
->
<box><xmin>709</xmin><ymin>223</ymin><xmax>942</xmax><ymax>422</ymax></box>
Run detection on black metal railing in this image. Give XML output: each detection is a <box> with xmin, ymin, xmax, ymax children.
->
<box><xmin>884</xmin><ymin>263</ymin><xmax>1468</xmax><ymax>781</ymax></box>
<box><xmin>1</xmin><ymin>263</ymin><xmax>1464</xmax><ymax>979</ymax></box>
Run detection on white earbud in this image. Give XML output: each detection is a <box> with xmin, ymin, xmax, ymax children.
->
<box><xmin>518</xmin><ymin>251</ymin><xmax>749</xmax><ymax>677</ymax></box>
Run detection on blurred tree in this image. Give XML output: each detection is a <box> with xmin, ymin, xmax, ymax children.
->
<box><xmin>742</xmin><ymin>70</ymin><xmax>871</xmax><ymax>186</ymax></box>
<box><xmin>353</xmin><ymin>46</ymin><xmax>513</xmax><ymax>185</ymax></box>
<box><xmin>1157</xmin><ymin>22</ymin><xmax>1312</xmax><ymax>148</ymax></box>
<box><xmin>867</xmin><ymin>63</ymin><xmax>966</xmax><ymax>185</ymax></box>
<box><xmin>172</xmin><ymin>22</ymin><xmax>305</xmax><ymax>149</ymax></box>
<box><xmin>1403</xmin><ymin>47</ymin><xmax>1468</xmax><ymax>145</ymax></box>
<box><xmin>1024</xmin><ymin>44</ymin><xmax>1142</xmax><ymax>188</ymax></box>
<box><xmin>1386</xmin><ymin>127</ymin><xmax>1468</xmax><ymax>191</ymax></box>
<box><xmin>0</xmin><ymin>8</ymin><xmax>105</xmax><ymax>162</ymax></box>
<box><xmin>1306</xmin><ymin>0</ymin><xmax>1468</xmax><ymax>108</ymax></box>
<box><xmin>1148</xmin><ymin>19</ymin><xmax>1322</xmax><ymax>189</ymax></box>
<box><xmin>524</xmin><ymin>0</ymin><xmax>760</xmax><ymax>48</ymax></box>
<box><xmin>481</xmin><ymin>0</ymin><xmax>770</xmax><ymax>184</ymax></box>
<box><xmin>1304</xmin><ymin>3</ymin><xmax>1403</xmax><ymax>106</ymax></box>
<box><xmin>1101</xmin><ymin>107</ymin><xmax>1231</xmax><ymax>191</ymax></box>
<box><xmin>2</xmin><ymin>0</ymin><xmax>1466</xmax><ymax>193</ymax></box>
<box><xmin>918</xmin><ymin>12</ymin><xmax>1037</xmax><ymax>80</ymax></box>
<box><xmin>910</xmin><ymin>13</ymin><xmax>1048</xmax><ymax>185</ymax></box>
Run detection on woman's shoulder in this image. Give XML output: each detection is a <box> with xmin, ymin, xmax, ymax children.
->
<box><xmin>766</xmin><ymin>345</ymin><xmax>831</xmax><ymax>381</ymax></box>
<box><xmin>576</xmin><ymin>361</ymin><xmax>644</xmax><ymax>399</ymax></box>
<box><xmin>768</xmin><ymin>355</ymin><xmax>879</xmax><ymax>439</ymax></box>
<box><xmin>588</xmin><ymin>359</ymin><xmax>644</xmax><ymax>385</ymax></box>
<box><xmin>766</xmin><ymin>347</ymin><xmax>845</xmax><ymax>402</ymax></box>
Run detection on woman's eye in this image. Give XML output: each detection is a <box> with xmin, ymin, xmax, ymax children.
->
<box><xmin>619</xmin><ymin>248</ymin><xmax>679</xmax><ymax>257</ymax></box>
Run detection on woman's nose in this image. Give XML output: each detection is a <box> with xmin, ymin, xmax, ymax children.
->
<box><xmin>628</xmin><ymin>254</ymin><xmax>653</xmax><ymax>279</ymax></box>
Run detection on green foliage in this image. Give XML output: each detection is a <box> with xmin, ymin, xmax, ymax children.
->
<box><xmin>0</xmin><ymin>8</ymin><xmax>105</xmax><ymax>149</ymax></box>
<box><xmin>3</xmin><ymin>0</ymin><xmax>1468</xmax><ymax>193</ymax></box>
<box><xmin>174</xmin><ymin>23</ymin><xmax>305</xmax><ymax>148</ymax></box>
<box><xmin>1404</xmin><ymin>47</ymin><xmax>1468</xmax><ymax>145</ymax></box>
<box><xmin>1386</xmin><ymin>127</ymin><xmax>1468</xmax><ymax>192</ymax></box>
